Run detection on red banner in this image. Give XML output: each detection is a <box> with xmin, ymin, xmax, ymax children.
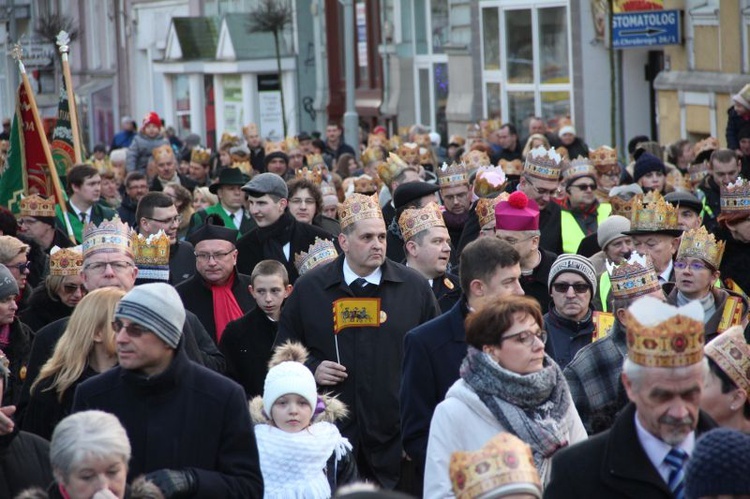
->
<box><xmin>17</xmin><ymin>83</ymin><xmax>54</xmax><ymax>198</ymax></box>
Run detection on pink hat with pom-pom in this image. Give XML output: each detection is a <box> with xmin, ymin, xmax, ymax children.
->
<box><xmin>495</xmin><ymin>191</ymin><xmax>540</xmax><ymax>231</ymax></box>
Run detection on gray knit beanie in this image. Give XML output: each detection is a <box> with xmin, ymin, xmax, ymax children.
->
<box><xmin>596</xmin><ymin>215</ymin><xmax>631</xmax><ymax>250</ymax></box>
<box><xmin>115</xmin><ymin>283</ymin><xmax>185</xmax><ymax>348</ymax></box>
<box><xmin>0</xmin><ymin>264</ymin><xmax>19</xmax><ymax>300</ymax></box>
<box><xmin>548</xmin><ymin>254</ymin><xmax>597</xmax><ymax>294</ymax></box>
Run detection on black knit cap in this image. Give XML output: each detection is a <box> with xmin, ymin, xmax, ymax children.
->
<box><xmin>685</xmin><ymin>428</ymin><xmax>750</xmax><ymax>499</ymax></box>
<box><xmin>633</xmin><ymin>152</ymin><xmax>666</xmax><ymax>183</ymax></box>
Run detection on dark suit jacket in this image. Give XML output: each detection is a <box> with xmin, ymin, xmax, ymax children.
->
<box><xmin>545</xmin><ymin>403</ymin><xmax>716</xmax><ymax>499</ymax></box>
<box><xmin>400</xmin><ymin>299</ymin><xmax>468</xmax><ymax>475</ymax></box>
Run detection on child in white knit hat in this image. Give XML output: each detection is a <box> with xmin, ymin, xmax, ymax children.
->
<box><xmin>251</xmin><ymin>341</ymin><xmax>357</xmax><ymax>498</ymax></box>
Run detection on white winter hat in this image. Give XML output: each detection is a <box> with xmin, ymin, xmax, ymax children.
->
<box><xmin>263</xmin><ymin>361</ymin><xmax>318</xmax><ymax>417</ymax></box>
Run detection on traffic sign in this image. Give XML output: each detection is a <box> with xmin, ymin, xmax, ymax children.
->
<box><xmin>612</xmin><ymin>10</ymin><xmax>681</xmax><ymax>49</ymax></box>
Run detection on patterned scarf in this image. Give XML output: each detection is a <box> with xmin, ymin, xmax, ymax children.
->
<box><xmin>460</xmin><ymin>346</ymin><xmax>571</xmax><ymax>470</ymax></box>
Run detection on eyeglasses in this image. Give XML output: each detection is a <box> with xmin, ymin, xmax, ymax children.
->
<box><xmin>61</xmin><ymin>283</ymin><xmax>86</xmax><ymax>294</ymax></box>
<box><xmin>194</xmin><ymin>250</ymin><xmax>235</xmax><ymax>262</ymax></box>
<box><xmin>570</xmin><ymin>183</ymin><xmax>597</xmax><ymax>191</ymax></box>
<box><xmin>17</xmin><ymin>218</ymin><xmax>40</xmax><ymax>226</ymax></box>
<box><xmin>552</xmin><ymin>282</ymin><xmax>590</xmax><ymax>294</ymax></box>
<box><xmin>674</xmin><ymin>260</ymin><xmax>713</xmax><ymax>272</ymax></box>
<box><xmin>496</xmin><ymin>235</ymin><xmax>536</xmax><ymax>246</ymax></box>
<box><xmin>501</xmin><ymin>329</ymin><xmax>548</xmax><ymax>347</ymax></box>
<box><xmin>84</xmin><ymin>261</ymin><xmax>134</xmax><ymax>274</ymax></box>
<box><xmin>111</xmin><ymin>319</ymin><xmax>150</xmax><ymax>338</ymax></box>
<box><xmin>145</xmin><ymin>215</ymin><xmax>182</xmax><ymax>226</ymax></box>
<box><xmin>290</xmin><ymin>197</ymin><xmax>316</xmax><ymax>206</ymax></box>
<box><xmin>8</xmin><ymin>261</ymin><xmax>30</xmax><ymax>273</ymax></box>
<box><xmin>526</xmin><ymin>181</ymin><xmax>559</xmax><ymax>197</ymax></box>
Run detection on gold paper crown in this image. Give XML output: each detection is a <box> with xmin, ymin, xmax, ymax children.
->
<box><xmin>367</xmin><ymin>132</ymin><xmax>387</xmax><ymax>148</ymax></box>
<box><xmin>295</xmin><ymin>167</ymin><xmax>324</xmax><ymax>186</ymax></box>
<box><xmin>420</xmin><ymin>147</ymin><xmax>434</xmax><ymax>165</ymax></box>
<box><xmin>306</xmin><ymin>153</ymin><xmax>325</xmax><ymax>168</ymax></box>
<box><xmin>499</xmin><ymin>159</ymin><xmax>523</xmax><ymax>177</ymax></box>
<box><xmin>397</xmin><ymin>126</ymin><xmax>410</xmax><ymax>139</ymax></box>
<box><xmin>414</xmin><ymin>134</ymin><xmax>431</xmax><ymax>148</ymax></box>
<box><xmin>338</xmin><ymin>193</ymin><xmax>383</xmax><ymax>230</ymax></box>
<box><xmin>721</xmin><ymin>177</ymin><xmax>750</xmax><ymax>213</ymax></box>
<box><xmin>437</xmin><ymin>162</ymin><xmax>470</xmax><ymax>188</ymax></box>
<box><xmin>462</xmin><ymin>150</ymin><xmax>491</xmax><ymax>169</ymax></box>
<box><xmin>378</xmin><ymin>153</ymin><xmax>409</xmax><ymax>186</ymax></box>
<box><xmin>606</xmin><ymin>252</ymin><xmax>661</xmax><ymax>301</ymax></box>
<box><xmin>398</xmin><ymin>142</ymin><xmax>419</xmax><ymax>156</ymax></box>
<box><xmin>231</xmin><ymin>161</ymin><xmax>253</xmax><ymax>176</ymax></box>
<box><xmin>284</xmin><ymin>136</ymin><xmax>300</xmax><ymax>151</ymax></box>
<box><xmin>152</xmin><ymin>144</ymin><xmax>174</xmax><ymax>162</ymax></box>
<box><xmin>19</xmin><ymin>194</ymin><xmax>56</xmax><ymax>218</ymax></box>
<box><xmin>688</xmin><ymin>161</ymin><xmax>709</xmax><ymax>187</ymax></box>
<box><xmin>190</xmin><ymin>146</ymin><xmax>211</xmax><ymax>165</ymax></box>
<box><xmin>362</xmin><ymin>146</ymin><xmax>385</xmax><ymax>167</ymax></box>
<box><xmin>294</xmin><ymin>237</ymin><xmax>338</xmax><ymax>276</ymax></box>
<box><xmin>524</xmin><ymin>146</ymin><xmax>563</xmax><ymax>182</ymax></box>
<box><xmin>624</xmin><ymin>297</ymin><xmax>705</xmax><ymax>368</ymax></box>
<box><xmin>49</xmin><ymin>245</ymin><xmax>83</xmax><ymax>276</ymax></box>
<box><xmin>265</xmin><ymin>141</ymin><xmax>287</xmax><ymax>155</ymax></box>
<box><xmin>242</xmin><ymin>123</ymin><xmax>259</xmax><ymax>136</ymax></box>
<box><xmin>590</xmin><ymin>146</ymin><xmax>618</xmax><ymax>167</ymax></box>
<box><xmin>476</xmin><ymin>193</ymin><xmax>508</xmax><ymax>228</ymax></box>
<box><xmin>677</xmin><ymin>226</ymin><xmax>726</xmax><ymax>269</ymax></box>
<box><xmin>82</xmin><ymin>216</ymin><xmax>135</xmax><ymax>260</ymax></box>
<box><xmin>398</xmin><ymin>202</ymin><xmax>445</xmax><ymax>241</ymax></box>
<box><xmin>388</xmin><ymin>136</ymin><xmax>402</xmax><ymax>152</ymax></box>
<box><xmin>133</xmin><ymin>231</ymin><xmax>170</xmax><ymax>281</ymax></box>
<box><xmin>629</xmin><ymin>191</ymin><xmax>680</xmax><ymax>233</ymax></box>
<box><xmin>705</xmin><ymin>326</ymin><xmax>750</xmax><ymax>396</ymax></box>
<box><xmin>449</xmin><ymin>134</ymin><xmax>466</xmax><ymax>147</ymax></box>
<box><xmin>693</xmin><ymin>137</ymin><xmax>719</xmax><ymax>160</ymax></box>
<box><xmin>561</xmin><ymin>156</ymin><xmax>596</xmax><ymax>184</ymax></box>
<box><xmin>219</xmin><ymin>132</ymin><xmax>241</xmax><ymax>149</ymax></box>
<box><xmin>474</xmin><ymin>166</ymin><xmax>508</xmax><ymax>198</ymax></box>
<box><xmin>449</xmin><ymin>433</ymin><xmax>541</xmax><ymax>499</ymax></box>
<box><xmin>609</xmin><ymin>195</ymin><xmax>635</xmax><ymax>219</ymax></box>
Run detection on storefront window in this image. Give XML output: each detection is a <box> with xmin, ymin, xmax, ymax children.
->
<box><xmin>413</xmin><ymin>0</ymin><xmax>448</xmax><ymax>135</ymax></box>
<box><xmin>431</xmin><ymin>0</ymin><xmax>449</xmax><ymax>54</ymax></box>
<box><xmin>174</xmin><ymin>75</ymin><xmax>191</xmax><ymax>137</ymax></box>
<box><xmin>482</xmin><ymin>7</ymin><xmax>500</xmax><ymax>71</ymax></box>
<box><xmin>486</xmin><ymin>83</ymin><xmax>502</xmax><ymax>119</ymax></box>
<box><xmin>506</xmin><ymin>9</ymin><xmax>533</xmax><ymax>84</ymax></box>
<box><xmin>539</xmin><ymin>7</ymin><xmax>569</xmax><ymax>84</ymax></box>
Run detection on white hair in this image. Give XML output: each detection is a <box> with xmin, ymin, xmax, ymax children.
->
<box><xmin>110</xmin><ymin>148</ymin><xmax>127</xmax><ymax>163</ymax></box>
<box><xmin>622</xmin><ymin>357</ymin><xmax>709</xmax><ymax>389</ymax></box>
<box><xmin>50</xmin><ymin>410</ymin><xmax>131</xmax><ymax>479</ymax></box>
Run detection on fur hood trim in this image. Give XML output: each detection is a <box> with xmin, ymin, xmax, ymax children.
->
<box><xmin>249</xmin><ymin>392</ymin><xmax>348</xmax><ymax>425</ymax></box>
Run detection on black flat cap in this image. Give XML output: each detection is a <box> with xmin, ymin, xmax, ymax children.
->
<box><xmin>393</xmin><ymin>181</ymin><xmax>440</xmax><ymax>210</ymax></box>
<box><xmin>664</xmin><ymin>191</ymin><xmax>702</xmax><ymax>215</ymax></box>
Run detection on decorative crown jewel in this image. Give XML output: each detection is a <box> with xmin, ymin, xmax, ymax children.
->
<box><xmin>677</xmin><ymin>226</ymin><xmax>726</xmax><ymax>269</ymax></box>
<box><xmin>265</xmin><ymin>141</ymin><xmax>287</xmax><ymax>155</ymax></box>
<box><xmin>338</xmin><ymin>193</ymin><xmax>383</xmax><ymax>230</ymax></box>
<box><xmin>19</xmin><ymin>194</ymin><xmax>56</xmax><ymax>218</ymax></box>
<box><xmin>306</xmin><ymin>153</ymin><xmax>326</xmax><ymax>169</ymax></box>
<box><xmin>152</xmin><ymin>144</ymin><xmax>174</xmax><ymax>162</ymax></box>
<box><xmin>606</xmin><ymin>252</ymin><xmax>661</xmax><ymax>300</ymax></box>
<box><xmin>499</xmin><ymin>159</ymin><xmax>523</xmax><ymax>177</ymax></box>
<box><xmin>476</xmin><ymin>193</ymin><xmax>508</xmax><ymax>228</ymax></box>
<box><xmin>437</xmin><ymin>162</ymin><xmax>470</xmax><ymax>188</ymax></box>
<box><xmin>462</xmin><ymin>150</ymin><xmax>491</xmax><ymax>169</ymax></box>
<box><xmin>398</xmin><ymin>202</ymin><xmax>445</xmax><ymax>241</ymax></box>
<box><xmin>590</xmin><ymin>146</ymin><xmax>618</xmax><ymax>167</ymax></box>
<box><xmin>561</xmin><ymin>156</ymin><xmax>596</xmax><ymax>184</ymax></box>
<box><xmin>721</xmin><ymin>177</ymin><xmax>750</xmax><ymax>212</ymax></box>
<box><xmin>49</xmin><ymin>245</ymin><xmax>83</xmax><ymax>276</ymax></box>
<box><xmin>624</xmin><ymin>296</ymin><xmax>705</xmax><ymax>368</ymax></box>
<box><xmin>705</xmin><ymin>326</ymin><xmax>750</xmax><ymax>397</ymax></box>
<box><xmin>629</xmin><ymin>191</ymin><xmax>680</xmax><ymax>232</ymax></box>
<box><xmin>190</xmin><ymin>146</ymin><xmax>211</xmax><ymax>165</ymax></box>
<box><xmin>295</xmin><ymin>166</ymin><xmax>324</xmax><ymax>185</ymax></box>
<box><xmin>82</xmin><ymin>216</ymin><xmax>135</xmax><ymax>260</ymax></box>
<box><xmin>378</xmin><ymin>153</ymin><xmax>409</xmax><ymax>186</ymax></box>
<box><xmin>524</xmin><ymin>146</ymin><xmax>563</xmax><ymax>182</ymax></box>
<box><xmin>473</xmin><ymin>166</ymin><xmax>507</xmax><ymax>198</ymax></box>
<box><xmin>449</xmin><ymin>433</ymin><xmax>541</xmax><ymax>499</ymax></box>
<box><xmin>219</xmin><ymin>132</ymin><xmax>241</xmax><ymax>149</ymax></box>
<box><xmin>294</xmin><ymin>237</ymin><xmax>338</xmax><ymax>276</ymax></box>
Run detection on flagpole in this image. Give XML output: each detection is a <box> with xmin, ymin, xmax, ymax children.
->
<box><xmin>11</xmin><ymin>44</ymin><xmax>76</xmax><ymax>243</ymax></box>
<box><xmin>56</xmin><ymin>31</ymin><xmax>82</xmax><ymax>164</ymax></box>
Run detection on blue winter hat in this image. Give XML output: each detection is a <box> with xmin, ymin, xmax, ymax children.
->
<box><xmin>685</xmin><ymin>428</ymin><xmax>750</xmax><ymax>499</ymax></box>
<box><xmin>633</xmin><ymin>152</ymin><xmax>666</xmax><ymax>183</ymax></box>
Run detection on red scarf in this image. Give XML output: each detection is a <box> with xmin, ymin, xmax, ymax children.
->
<box><xmin>211</xmin><ymin>273</ymin><xmax>243</xmax><ymax>343</ymax></box>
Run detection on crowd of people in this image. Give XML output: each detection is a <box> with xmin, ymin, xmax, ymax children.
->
<box><xmin>2</xmin><ymin>85</ymin><xmax>750</xmax><ymax>498</ymax></box>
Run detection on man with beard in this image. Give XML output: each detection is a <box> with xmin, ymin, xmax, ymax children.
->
<box><xmin>547</xmin><ymin>297</ymin><xmax>716</xmax><ymax>498</ymax></box>
<box><xmin>436</xmin><ymin>162</ymin><xmax>471</xmax><ymax>250</ymax></box>
<box><xmin>517</xmin><ymin>146</ymin><xmax>564</xmax><ymax>255</ymax></box>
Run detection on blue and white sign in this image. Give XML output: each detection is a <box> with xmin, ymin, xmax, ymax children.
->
<box><xmin>612</xmin><ymin>10</ymin><xmax>681</xmax><ymax>49</ymax></box>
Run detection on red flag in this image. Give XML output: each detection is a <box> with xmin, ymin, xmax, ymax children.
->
<box><xmin>17</xmin><ymin>83</ymin><xmax>55</xmax><ymax>199</ymax></box>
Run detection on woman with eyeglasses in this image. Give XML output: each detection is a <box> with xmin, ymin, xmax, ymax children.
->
<box><xmin>22</xmin><ymin>288</ymin><xmax>126</xmax><ymax>440</ymax></box>
<box><xmin>423</xmin><ymin>295</ymin><xmax>586</xmax><ymax>496</ymax></box>
<box><xmin>20</xmin><ymin>247</ymin><xmax>86</xmax><ymax>333</ymax></box>
<box><xmin>0</xmin><ymin>235</ymin><xmax>32</xmax><ymax>312</ymax></box>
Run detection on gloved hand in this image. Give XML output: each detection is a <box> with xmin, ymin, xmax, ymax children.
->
<box><xmin>144</xmin><ymin>469</ymin><xmax>197</xmax><ymax>498</ymax></box>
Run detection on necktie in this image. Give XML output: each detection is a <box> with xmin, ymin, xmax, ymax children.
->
<box><xmin>351</xmin><ymin>278</ymin><xmax>370</xmax><ymax>297</ymax></box>
<box><xmin>664</xmin><ymin>447</ymin><xmax>688</xmax><ymax>499</ymax></box>
<box><xmin>79</xmin><ymin>212</ymin><xmax>87</xmax><ymax>224</ymax></box>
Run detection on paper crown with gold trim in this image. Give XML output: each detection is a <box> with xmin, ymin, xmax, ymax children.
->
<box><xmin>561</xmin><ymin>156</ymin><xmax>597</xmax><ymax>185</ymax></box>
<box><xmin>414</xmin><ymin>134</ymin><xmax>431</xmax><ymax>148</ymax></box>
<box><xmin>721</xmin><ymin>177</ymin><xmax>750</xmax><ymax>213</ymax></box>
<box><xmin>219</xmin><ymin>132</ymin><xmax>241</xmax><ymax>149</ymax></box>
<box><xmin>306</xmin><ymin>153</ymin><xmax>326</xmax><ymax>169</ymax></box>
<box><xmin>152</xmin><ymin>144</ymin><xmax>174</xmax><ymax>162</ymax></box>
<box><xmin>676</xmin><ymin>226</ymin><xmax>726</xmax><ymax>269</ymax></box>
<box><xmin>367</xmin><ymin>132</ymin><xmax>387</xmax><ymax>148</ymax></box>
<box><xmin>338</xmin><ymin>193</ymin><xmax>383</xmax><ymax>230</ymax></box>
<box><xmin>476</xmin><ymin>193</ymin><xmax>508</xmax><ymax>228</ymax></box>
<box><xmin>420</xmin><ymin>147</ymin><xmax>434</xmax><ymax>166</ymax></box>
<box><xmin>398</xmin><ymin>202</ymin><xmax>445</xmax><ymax>241</ymax></box>
<box><xmin>231</xmin><ymin>161</ymin><xmax>253</xmax><ymax>177</ymax></box>
<box><xmin>624</xmin><ymin>296</ymin><xmax>705</xmax><ymax>368</ymax></box>
<box><xmin>524</xmin><ymin>146</ymin><xmax>564</xmax><ymax>182</ymax></box>
<box><xmin>242</xmin><ymin>123</ymin><xmax>259</xmax><ymax>136</ymax></box>
<box><xmin>294</xmin><ymin>237</ymin><xmax>338</xmax><ymax>276</ymax></box>
<box><xmin>625</xmin><ymin>191</ymin><xmax>682</xmax><ymax>236</ymax></box>
<box><xmin>449</xmin><ymin>432</ymin><xmax>542</xmax><ymax>499</ymax></box>
<box><xmin>499</xmin><ymin>159</ymin><xmax>523</xmax><ymax>177</ymax></box>
<box><xmin>284</xmin><ymin>136</ymin><xmax>300</xmax><ymax>151</ymax></box>
<box><xmin>82</xmin><ymin>216</ymin><xmax>135</xmax><ymax>260</ymax></box>
<box><xmin>705</xmin><ymin>325</ymin><xmax>750</xmax><ymax>397</ymax></box>
<box><xmin>265</xmin><ymin>141</ymin><xmax>287</xmax><ymax>155</ymax></box>
<box><xmin>449</xmin><ymin>134</ymin><xmax>466</xmax><ymax>147</ymax></box>
<box><xmin>693</xmin><ymin>137</ymin><xmax>719</xmax><ymax>163</ymax></box>
<box><xmin>361</xmin><ymin>147</ymin><xmax>385</xmax><ymax>167</ymax></box>
<box><xmin>294</xmin><ymin>166</ymin><xmax>324</xmax><ymax>186</ymax></box>
<box><xmin>606</xmin><ymin>252</ymin><xmax>661</xmax><ymax>301</ymax></box>
<box><xmin>19</xmin><ymin>194</ymin><xmax>56</xmax><ymax>218</ymax></box>
<box><xmin>190</xmin><ymin>146</ymin><xmax>211</xmax><ymax>165</ymax></box>
<box><xmin>462</xmin><ymin>149</ymin><xmax>491</xmax><ymax>169</ymax></box>
<box><xmin>378</xmin><ymin>153</ymin><xmax>410</xmax><ymax>186</ymax></box>
<box><xmin>388</xmin><ymin>135</ymin><xmax>402</xmax><ymax>152</ymax></box>
<box><xmin>687</xmin><ymin>161</ymin><xmax>709</xmax><ymax>187</ymax></box>
<box><xmin>590</xmin><ymin>146</ymin><xmax>620</xmax><ymax>175</ymax></box>
<box><xmin>474</xmin><ymin>166</ymin><xmax>508</xmax><ymax>198</ymax></box>
<box><xmin>133</xmin><ymin>231</ymin><xmax>170</xmax><ymax>281</ymax></box>
<box><xmin>437</xmin><ymin>162</ymin><xmax>470</xmax><ymax>188</ymax></box>
<box><xmin>49</xmin><ymin>245</ymin><xmax>83</xmax><ymax>276</ymax></box>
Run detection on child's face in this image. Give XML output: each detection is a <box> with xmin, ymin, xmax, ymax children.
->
<box><xmin>271</xmin><ymin>394</ymin><xmax>313</xmax><ymax>432</ymax></box>
<box><xmin>249</xmin><ymin>274</ymin><xmax>291</xmax><ymax>320</ymax></box>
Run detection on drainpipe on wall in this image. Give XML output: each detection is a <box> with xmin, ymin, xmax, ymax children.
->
<box><xmin>311</xmin><ymin>0</ymin><xmax>328</xmax><ymax>132</ymax></box>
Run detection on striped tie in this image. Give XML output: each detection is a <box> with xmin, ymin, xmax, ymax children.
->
<box><xmin>664</xmin><ymin>448</ymin><xmax>688</xmax><ymax>499</ymax></box>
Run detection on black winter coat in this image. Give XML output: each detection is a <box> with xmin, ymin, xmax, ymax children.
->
<box><xmin>220</xmin><ymin>306</ymin><xmax>276</xmax><ymax>398</ymax></box>
<box><xmin>0</xmin><ymin>428</ymin><xmax>53</xmax><ymax>498</ymax></box>
<box><xmin>19</xmin><ymin>284</ymin><xmax>74</xmax><ymax>333</ymax></box>
<box><xmin>168</xmin><ymin>240</ymin><xmax>196</xmax><ymax>285</ymax></box>
<box><xmin>3</xmin><ymin>319</ymin><xmax>31</xmax><ymax>407</ymax></box>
